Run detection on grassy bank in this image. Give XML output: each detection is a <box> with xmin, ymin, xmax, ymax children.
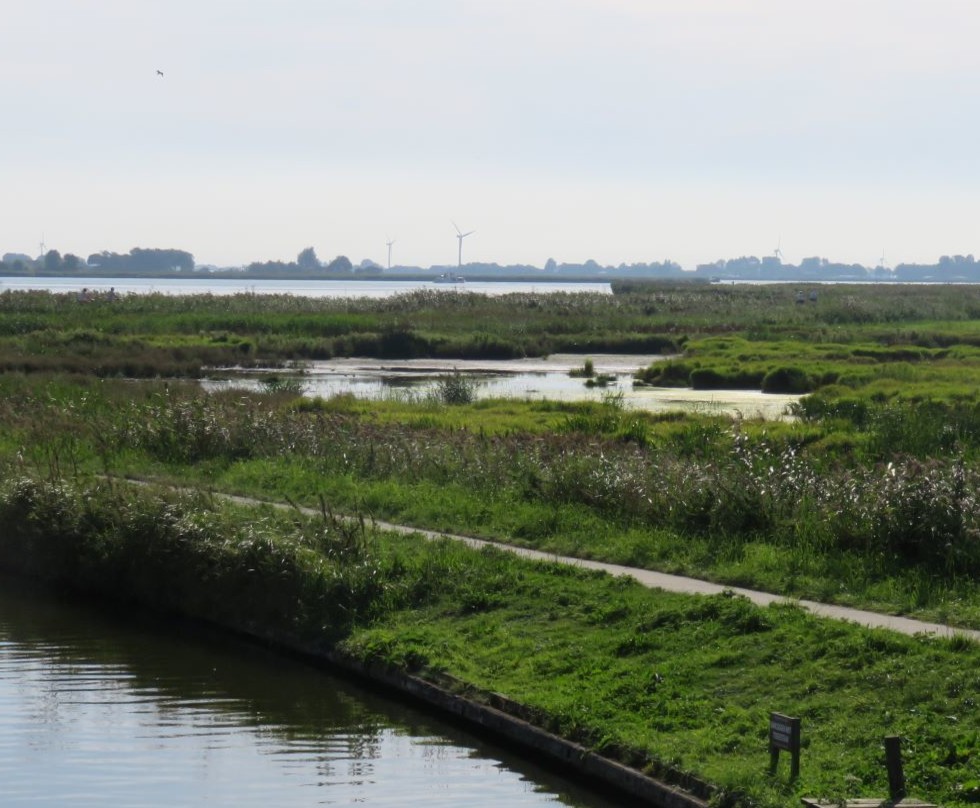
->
<box><xmin>2</xmin><ymin>474</ymin><xmax>980</xmax><ymax>808</ymax></box>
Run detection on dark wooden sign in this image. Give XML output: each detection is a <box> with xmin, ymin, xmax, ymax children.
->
<box><xmin>769</xmin><ymin>712</ymin><xmax>801</xmax><ymax>779</ymax></box>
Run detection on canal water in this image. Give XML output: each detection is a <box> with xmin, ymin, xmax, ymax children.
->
<box><xmin>0</xmin><ymin>580</ymin><xmax>620</xmax><ymax>807</ymax></box>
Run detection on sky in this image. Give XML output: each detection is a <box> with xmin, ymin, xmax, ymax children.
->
<box><xmin>3</xmin><ymin>0</ymin><xmax>980</xmax><ymax>270</ymax></box>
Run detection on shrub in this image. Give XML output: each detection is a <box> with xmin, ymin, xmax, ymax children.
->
<box><xmin>259</xmin><ymin>375</ymin><xmax>304</xmax><ymax>395</ymax></box>
<box><xmin>433</xmin><ymin>369</ymin><xmax>477</xmax><ymax>405</ymax></box>
<box><xmin>761</xmin><ymin>366</ymin><xmax>813</xmax><ymax>394</ymax></box>
<box><xmin>569</xmin><ymin>358</ymin><xmax>595</xmax><ymax>378</ymax></box>
<box><xmin>635</xmin><ymin>361</ymin><xmax>692</xmax><ymax>387</ymax></box>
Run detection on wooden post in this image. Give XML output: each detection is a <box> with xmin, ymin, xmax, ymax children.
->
<box><xmin>769</xmin><ymin>713</ymin><xmax>801</xmax><ymax>780</ymax></box>
<box><xmin>884</xmin><ymin>735</ymin><xmax>906</xmax><ymax>801</ymax></box>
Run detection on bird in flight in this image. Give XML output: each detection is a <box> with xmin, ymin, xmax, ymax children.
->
<box><xmin>156</xmin><ymin>69</ymin><xmax>164</xmax><ymax>77</ymax></box>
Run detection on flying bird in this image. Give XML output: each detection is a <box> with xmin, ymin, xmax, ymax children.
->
<box><xmin>156</xmin><ymin>69</ymin><xmax>164</xmax><ymax>77</ymax></box>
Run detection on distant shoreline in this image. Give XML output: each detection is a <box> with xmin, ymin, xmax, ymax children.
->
<box><xmin>0</xmin><ymin>271</ymin><xmax>623</xmax><ymax>284</ymax></box>
<box><xmin>2</xmin><ymin>271</ymin><xmax>977</xmax><ymax>286</ymax></box>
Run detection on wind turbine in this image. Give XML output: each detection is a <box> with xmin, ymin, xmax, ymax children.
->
<box><xmin>774</xmin><ymin>236</ymin><xmax>783</xmax><ymax>263</ymax></box>
<box><xmin>385</xmin><ymin>237</ymin><xmax>395</xmax><ymax>270</ymax></box>
<box><xmin>453</xmin><ymin>221</ymin><xmax>475</xmax><ymax>268</ymax></box>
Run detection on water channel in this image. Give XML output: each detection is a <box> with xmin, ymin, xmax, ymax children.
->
<box><xmin>0</xmin><ymin>580</ymin><xmax>621</xmax><ymax>807</ymax></box>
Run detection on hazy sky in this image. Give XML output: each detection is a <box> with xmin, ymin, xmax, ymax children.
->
<box><xmin>4</xmin><ymin>1</ymin><xmax>980</xmax><ymax>269</ymax></box>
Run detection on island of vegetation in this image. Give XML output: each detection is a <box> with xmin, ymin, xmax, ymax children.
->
<box><xmin>1</xmin><ymin>282</ymin><xmax>980</xmax><ymax>807</ymax></box>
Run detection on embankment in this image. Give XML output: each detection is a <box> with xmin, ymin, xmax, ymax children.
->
<box><xmin>0</xmin><ymin>475</ymin><xmax>710</xmax><ymax>808</ymax></box>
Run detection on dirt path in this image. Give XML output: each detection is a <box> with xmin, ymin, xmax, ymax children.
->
<box><xmin>210</xmin><ymin>489</ymin><xmax>980</xmax><ymax>643</ymax></box>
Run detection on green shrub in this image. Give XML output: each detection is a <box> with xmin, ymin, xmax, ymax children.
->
<box><xmin>761</xmin><ymin>366</ymin><xmax>813</xmax><ymax>394</ymax></box>
<box><xmin>433</xmin><ymin>369</ymin><xmax>477</xmax><ymax>405</ymax></box>
<box><xmin>569</xmin><ymin>358</ymin><xmax>595</xmax><ymax>378</ymax></box>
<box><xmin>635</xmin><ymin>360</ymin><xmax>692</xmax><ymax>387</ymax></box>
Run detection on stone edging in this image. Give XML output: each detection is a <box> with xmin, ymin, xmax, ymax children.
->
<box><xmin>320</xmin><ymin>648</ymin><xmax>711</xmax><ymax>808</ymax></box>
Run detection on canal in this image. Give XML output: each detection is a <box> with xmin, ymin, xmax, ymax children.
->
<box><xmin>0</xmin><ymin>580</ymin><xmax>621</xmax><ymax>807</ymax></box>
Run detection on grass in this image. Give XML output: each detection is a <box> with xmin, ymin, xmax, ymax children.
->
<box><xmin>5</xmin><ymin>283</ymin><xmax>980</xmax><ymax>385</ymax></box>
<box><xmin>8</xmin><ymin>284</ymin><xmax>980</xmax><ymax>805</ymax></box>
<box><xmin>2</xmin><ymin>473</ymin><xmax>980</xmax><ymax>807</ymax></box>
<box><xmin>5</xmin><ymin>374</ymin><xmax>980</xmax><ymax>628</ymax></box>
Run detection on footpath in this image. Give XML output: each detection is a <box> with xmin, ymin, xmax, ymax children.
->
<box><xmin>215</xmin><ymin>489</ymin><xmax>980</xmax><ymax>643</ymax></box>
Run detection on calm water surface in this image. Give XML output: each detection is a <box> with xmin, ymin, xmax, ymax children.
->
<box><xmin>0</xmin><ymin>276</ymin><xmax>612</xmax><ymax>298</ymax></box>
<box><xmin>204</xmin><ymin>355</ymin><xmax>800</xmax><ymax>420</ymax></box>
<box><xmin>0</xmin><ymin>581</ymin><xmax>620</xmax><ymax>807</ymax></box>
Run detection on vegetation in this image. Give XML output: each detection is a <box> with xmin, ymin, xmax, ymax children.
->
<box><xmin>431</xmin><ymin>368</ymin><xmax>478</xmax><ymax>405</ymax></box>
<box><xmin>6</xmin><ymin>375</ymin><xmax>978</xmax><ymax>624</ymax></box>
<box><xmin>569</xmin><ymin>357</ymin><xmax>596</xmax><ymax>377</ymax></box>
<box><xmin>3</xmin><ymin>474</ymin><xmax>980</xmax><ymax>808</ymax></box>
<box><xmin>4</xmin><ymin>282</ymin><xmax>980</xmax><ymax>806</ymax></box>
<box><xmin>6</xmin><ymin>244</ymin><xmax>980</xmax><ymax>281</ymax></box>
<box><xmin>0</xmin><ymin>286</ymin><xmax>683</xmax><ymax>374</ymax></box>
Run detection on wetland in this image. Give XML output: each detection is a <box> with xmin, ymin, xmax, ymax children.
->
<box><xmin>3</xmin><ymin>281</ymin><xmax>980</xmax><ymax>807</ymax></box>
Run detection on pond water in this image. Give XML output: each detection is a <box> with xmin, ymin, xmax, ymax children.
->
<box><xmin>2</xmin><ymin>275</ymin><xmax>797</xmax><ymax>418</ymax></box>
<box><xmin>205</xmin><ymin>355</ymin><xmax>800</xmax><ymax>420</ymax></box>
<box><xmin>0</xmin><ymin>580</ymin><xmax>621</xmax><ymax>807</ymax></box>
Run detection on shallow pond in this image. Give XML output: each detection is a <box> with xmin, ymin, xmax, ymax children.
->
<box><xmin>205</xmin><ymin>354</ymin><xmax>800</xmax><ymax>420</ymax></box>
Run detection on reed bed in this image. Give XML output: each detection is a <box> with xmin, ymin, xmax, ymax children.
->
<box><xmin>5</xmin><ymin>374</ymin><xmax>980</xmax><ymax>626</ymax></box>
<box><xmin>5</xmin><ymin>284</ymin><xmax>980</xmax><ymax>380</ymax></box>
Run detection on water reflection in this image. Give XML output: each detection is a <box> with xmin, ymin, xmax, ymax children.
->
<box><xmin>204</xmin><ymin>354</ymin><xmax>800</xmax><ymax>419</ymax></box>
<box><xmin>0</xmin><ymin>580</ymin><xmax>619</xmax><ymax>807</ymax></box>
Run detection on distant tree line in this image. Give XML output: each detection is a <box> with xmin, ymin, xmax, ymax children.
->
<box><xmin>691</xmin><ymin>253</ymin><xmax>980</xmax><ymax>282</ymax></box>
<box><xmin>87</xmin><ymin>248</ymin><xmax>195</xmax><ymax>273</ymax></box>
<box><xmin>543</xmin><ymin>258</ymin><xmax>685</xmax><ymax>278</ymax></box>
<box><xmin>694</xmin><ymin>255</ymin><xmax>876</xmax><ymax>281</ymax></box>
<box><xmin>384</xmin><ymin>259</ymin><xmax>686</xmax><ymax>278</ymax></box>
<box><xmin>244</xmin><ymin>247</ymin><xmax>354</xmax><ymax>275</ymax></box>
<box><xmin>0</xmin><ymin>248</ymin><xmax>194</xmax><ymax>275</ymax></box>
<box><xmin>893</xmin><ymin>254</ymin><xmax>980</xmax><ymax>282</ymax></box>
<box><xmin>3</xmin><ymin>243</ymin><xmax>980</xmax><ymax>282</ymax></box>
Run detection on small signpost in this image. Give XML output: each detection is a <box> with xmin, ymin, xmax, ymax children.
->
<box><xmin>769</xmin><ymin>712</ymin><xmax>801</xmax><ymax>780</ymax></box>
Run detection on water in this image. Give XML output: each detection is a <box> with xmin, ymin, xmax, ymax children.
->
<box><xmin>0</xmin><ymin>276</ymin><xmax>612</xmax><ymax>298</ymax></box>
<box><xmin>2</xmin><ymin>274</ymin><xmax>798</xmax><ymax>417</ymax></box>
<box><xmin>205</xmin><ymin>355</ymin><xmax>800</xmax><ymax>420</ymax></box>
<box><xmin>0</xmin><ymin>581</ymin><xmax>619</xmax><ymax>807</ymax></box>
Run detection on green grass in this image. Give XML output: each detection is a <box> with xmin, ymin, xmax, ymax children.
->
<box><xmin>9</xmin><ymin>285</ymin><xmax>980</xmax><ymax>805</ymax></box>
<box><xmin>6</xmin><ymin>283</ymin><xmax>980</xmax><ymax>386</ymax></box>
<box><xmin>2</xmin><ymin>473</ymin><xmax>980</xmax><ymax>807</ymax></box>
<box><xmin>5</xmin><ymin>374</ymin><xmax>980</xmax><ymax>629</ymax></box>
